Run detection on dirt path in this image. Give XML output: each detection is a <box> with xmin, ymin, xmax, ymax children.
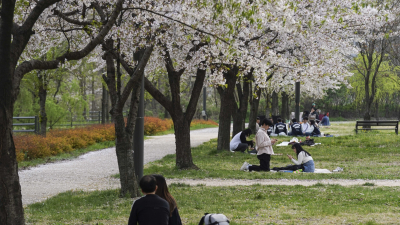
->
<box><xmin>19</xmin><ymin>128</ymin><xmax>218</xmax><ymax>206</ymax></box>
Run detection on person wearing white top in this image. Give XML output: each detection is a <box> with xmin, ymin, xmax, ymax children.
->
<box><xmin>301</xmin><ymin>117</ymin><xmax>313</xmax><ymax>136</ymax></box>
<box><xmin>240</xmin><ymin>119</ymin><xmax>277</xmax><ymax>172</ymax></box>
<box><xmin>287</xmin><ymin>143</ymin><xmax>315</xmax><ymax>172</ymax></box>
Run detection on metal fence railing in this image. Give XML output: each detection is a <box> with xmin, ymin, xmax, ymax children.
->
<box><xmin>13</xmin><ymin>116</ymin><xmax>39</xmax><ymax>133</ymax></box>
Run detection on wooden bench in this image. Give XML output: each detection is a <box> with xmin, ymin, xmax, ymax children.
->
<box><xmin>355</xmin><ymin>120</ymin><xmax>399</xmax><ymax>135</ymax></box>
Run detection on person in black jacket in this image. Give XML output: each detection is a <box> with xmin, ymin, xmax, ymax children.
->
<box><xmin>128</xmin><ymin>175</ymin><xmax>170</xmax><ymax>225</ymax></box>
<box><xmin>288</xmin><ymin>118</ymin><xmax>302</xmax><ymax>136</ymax></box>
<box><xmin>309</xmin><ymin>120</ymin><xmax>321</xmax><ymax>136</ymax></box>
<box><xmin>273</xmin><ymin>118</ymin><xmax>287</xmax><ymax>136</ymax></box>
<box><xmin>153</xmin><ymin>174</ymin><xmax>182</xmax><ymax>225</ymax></box>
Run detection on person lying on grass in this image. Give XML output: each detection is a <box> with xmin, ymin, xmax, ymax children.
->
<box><xmin>240</xmin><ymin>118</ymin><xmax>277</xmax><ymax>172</ymax></box>
<box><xmin>230</xmin><ymin>128</ymin><xmax>254</xmax><ymax>153</ymax></box>
<box><xmin>153</xmin><ymin>174</ymin><xmax>182</xmax><ymax>225</ymax></box>
<box><xmin>287</xmin><ymin>143</ymin><xmax>315</xmax><ymax>172</ymax></box>
<box><xmin>128</xmin><ymin>175</ymin><xmax>170</xmax><ymax>225</ymax></box>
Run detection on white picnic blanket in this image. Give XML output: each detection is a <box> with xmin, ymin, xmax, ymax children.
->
<box><xmin>276</xmin><ymin>142</ymin><xmax>321</xmax><ymax>147</ymax></box>
<box><xmin>314</xmin><ymin>169</ymin><xmax>332</xmax><ymax>173</ymax></box>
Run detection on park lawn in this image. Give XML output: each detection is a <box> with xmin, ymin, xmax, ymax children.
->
<box><xmin>143</xmin><ymin>131</ymin><xmax>400</xmax><ymax>180</ymax></box>
<box><xmin>25</xmin><ymin>184</ymin><xmax>400</xmax><ymax>224</ymax></box>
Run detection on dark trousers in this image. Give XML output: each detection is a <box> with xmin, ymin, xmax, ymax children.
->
<box><xmin>248</xmin><ymin>153</ymin><xmax>270</xmax><ymax>172</ymax></box>
<box><xmin>233</xmin><ymin>143</ymin><xmax>248</xmax><ymax>152</ymax></box>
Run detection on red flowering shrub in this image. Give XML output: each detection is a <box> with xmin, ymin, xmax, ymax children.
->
<box><xmin>143</xmin><ymin>117</ymin><xmax>173</xmax><ymax>135</ymax></box>
<box><xmin>190</xmin><ymin>119</ymin><xmax>218</xmax><ymax>127</ymax></box>
<box><xmin>14</xmin><ymin>118</ymin><xmax>217</xmax><ymax>162</ymax></box>
<box><xmin>14</xmin><ymin>124</ymin><xmax>116</xmax><ymax>162</ymax></box>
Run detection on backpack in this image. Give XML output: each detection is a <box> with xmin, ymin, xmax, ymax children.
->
<box><xmin>198</xmin><ymin>213</ymin><xmax>230</xmax><ymax>225</ymax></box>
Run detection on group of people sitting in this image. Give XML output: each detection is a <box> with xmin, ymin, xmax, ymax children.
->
<box><xmin>230</xmin><ymin>118</ymin><xmax>315</xmax><ymax>173</ymax></box>
<box><xmin>264</xmin><ymin>117</ymin><xmax>321</xmax><ymax>137</ymax></box>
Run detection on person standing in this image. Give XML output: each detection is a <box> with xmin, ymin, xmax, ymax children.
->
<box><xmin>240</xmin><ymin>119</ymin><xmax>277</xmax><ymax>172</ymax></box>
<box><xmin>128</xmin><ymin>175</ymin><xmax>170</xmax><ymax>225</ymax></box>
<box><xmin>230</xmin><ymin>129</ymin><xmax>254</xmax><ymax>152</ymax></box>
<box><xmin>153</xmin><ymin>174</ymin><xmax>182</xmax><ymax>225</ymax></box>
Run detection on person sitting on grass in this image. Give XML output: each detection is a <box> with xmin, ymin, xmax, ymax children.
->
<box><xmin>288</xmin><ymin>118</ymin><xmax>302</xmax><ymax>136</ymax></box>
<box><xmin>309</xmin><ymin>120</ymin><xmax>321</xmax><ymax>137</ymax></box>
<box><xmin>271</xmin><ymin>118</ymin><xmax>287</xmax><ymax>136</ymax></box>
<box><xmin>240</xmin><ymin>118</ymin><xmax>277</xmax><ymax>172</ymax></box>
<box><xmin>267</xmin><ymin>118</ymin><xmax>274</xmax><ymax>135</ymax></box>
<box><xmin>153</xmin><ymin>174</ymin><xmax>182</xmax><ymax>225</ymax></box>
<box><xmin>128</xmin><ymin>175</ymin><xmax>170</xmax><ymax>225</ymax></box>
<box><xmin>302</xmin><ymin>117</ymin><xmax>313</xmax><ymax>136</ymax></box>
<box><xmin>287</xmin><ymin>143</ymin><xmax>315</xmax><ymax>172</ymax></box>
<box><xmin>230</xmin><ymin>128</ymin><xmax>254</xmax><ymax>153</ymax></box>
<box><xmin>320</xmin><ymin>113</ymin><xmax>331</xmax><ymax>126</ymax></box>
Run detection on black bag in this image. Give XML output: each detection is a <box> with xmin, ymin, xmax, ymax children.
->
<box><xmin>198</xmin><ymin>213</ymin><xmax>230</xmax><ymax>225</ymax></box>
<box><xmin>272</xmin><ymin>164</ymin><xmax>303</xmax><ymax>171</ymax></box>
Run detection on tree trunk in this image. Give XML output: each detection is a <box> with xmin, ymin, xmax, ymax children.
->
<box><xmin>173</xmin><ymin>117</ymin><xmax>195</xmax><ymax>168</ymax></box>
<box><xmin>103</xmin><ymin>39</ymin><xmax>153</xmax><ymax>197</ymax></box>
<box><xmin>265</xmin><ymin>91</ymin><xmax>271</xmax><ymax>118</ymax></box>
<box><xmin>113</xmin><ymin>112</ymin><xmax>140</xmax><ymax>197</ymax></box>
<box><xmin>271</xmin><ymin>91</ymin><xmax>279</xmax><ymax>116</ymax></box>
<box><xmin>375</xmin><ymin>100</ymin><xmax>379</xmax><ymax>121</ymax></box>
<box><xmin>0</xmin><ymin>0</ymin><xmax>25</xmax><ymax>223</ymax></box>
<box><xmin>144</xmin><ymin>65</ymin><xmax>206</xmax><ymax>169</ymax></box>
<box><xmin>248</xmin><ymin>88</ymin><xmax>261</xmax><ymax>133</ymax></box>
<box><xmin>217</xmin><ymin>66</ymin><xmax>239</xmax><ymax>150</ymax></box>
<box><xmin>102</xmin><ymin>84</ymin><xmax>107</xmax><ymax>124</ymax></box>
<box><xmin>38</xmin><ymin>73</ymin><xmax>47</xmax><ymax>136</ymax></box>
<box><xmin>231</xmin><ymin>76</ymin><xmax>250</xmax><ymax>137</ymax></box>
<box><xmin>281</xmin><ymin>92</ymin><xmax>289</xmax><ymax>122</ymax></box>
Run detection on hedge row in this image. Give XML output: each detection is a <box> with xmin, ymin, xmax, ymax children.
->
<box><xmin>14</xmin><ymin>117</ymin><xmax>218</xmax><ymax>162</ymax></box>
<box><xmin>15</xmin><ymin>124</ymin><xmax>115</xmax><ymax>162</ymax></box>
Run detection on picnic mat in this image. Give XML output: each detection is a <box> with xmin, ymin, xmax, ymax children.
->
<box><xmin>272</xmin><ymin>169</ymin><xmax>332</xmax><ymax>173</ymax></box>
<box><xmin>276</xmin><ymin>142</ymin><xmax>321</xmax><ymax>147</ymax></box>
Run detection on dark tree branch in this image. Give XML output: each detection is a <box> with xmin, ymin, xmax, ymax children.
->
<box><xmin>124</xmin><ymin>7</ymin><xmax>229</xmax><ymax>44</ymax></box>
<box><xmin>185</xmin><ymin>68</ymin><xmax>206</xmax><ymax>120</ymax></box>
<box><xmin>144</xmin><ymin>77</ymin><xmax>174</xmax><ymax>113</ymax></box>
<box><xmin>13</xmin><ymin>0</ymin><xmax>124</xmax><ymax>101</ymax></box>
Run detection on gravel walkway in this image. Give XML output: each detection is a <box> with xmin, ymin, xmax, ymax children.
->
<box><xmin>19</xmin><ymin>128</ymin><xmax>218</xmax><ymax>206</ymax></box>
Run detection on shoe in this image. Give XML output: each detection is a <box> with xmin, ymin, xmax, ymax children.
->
<box><xmin>240</xmin><ymin>162</ymin><xmax>249</xmax><ymax>171</ymax></box>
<box><xmin>248</xmin><ymin>149</ymin><xmax>257</xmax><ymax>155</ymax></box>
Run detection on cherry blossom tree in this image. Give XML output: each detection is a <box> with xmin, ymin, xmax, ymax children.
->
<box><xmin>0</xmin><ymin>0</ymin><xmax>123</xmax><ymax>223</ymax></box>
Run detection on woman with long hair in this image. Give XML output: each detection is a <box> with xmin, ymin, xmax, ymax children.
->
<box><xmin>287</xmin><ymin>143</ymin><xmax>315</xmax><ymax>172</ymax></box>
<box><xmin>153</xmin><ymin>174</ymin><xmax>182</xmax><ymax>225</ymax></box>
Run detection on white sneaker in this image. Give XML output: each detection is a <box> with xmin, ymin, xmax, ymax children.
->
<box><xmin>240</xmin><ymin>162</ymin><xmax>249</xmax><ymax>171</ymax></box>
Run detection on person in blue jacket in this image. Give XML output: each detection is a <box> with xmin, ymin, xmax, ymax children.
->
<box><xmin>320</xmin><ymin>113</ymin><xmax>331</xmax><ymax>126</ymax></box>
<box><xmin>273</xmin><ymin>118</ymin><xmax>287</xmax><ymax>136</ymax></box>
<box><xmin>288</xmin><ymin>118</ymin><xmax>302</xmax><ymax>136</ymax></box>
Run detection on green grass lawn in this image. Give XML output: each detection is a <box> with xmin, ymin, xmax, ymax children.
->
<box><xmin>23</xmin><ymin>123</ymin><xmax>400</xmax><ymax>224</ymax></box>
<box><xmin>25</xmin><ymin>184</ymin><xmax>400</xmax><ymax>224</ymax></box>
<box><xmin>143</xmin><ymin>130</ymin><xmax>400</xmax><ymax>180</ymax></box>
